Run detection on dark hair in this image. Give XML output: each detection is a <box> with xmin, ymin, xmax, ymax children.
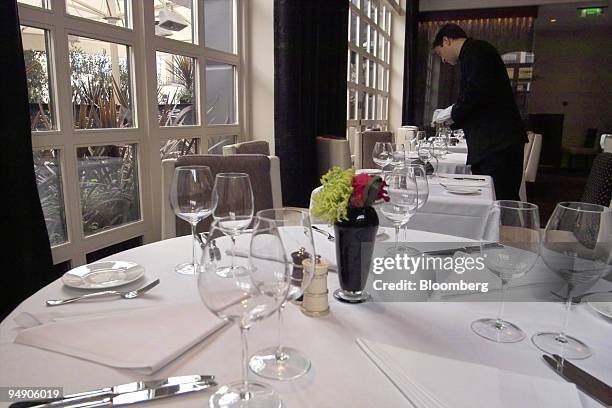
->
<box><xmin>432</xmin><ymin>23</ymin><xmax>467</xmax><ymax>48</ymax></box>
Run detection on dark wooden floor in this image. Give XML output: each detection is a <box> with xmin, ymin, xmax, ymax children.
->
<box><xmin>526</xmin><ymin>167</ymin><xmax>589</xmax><ymax>226</ymax></box>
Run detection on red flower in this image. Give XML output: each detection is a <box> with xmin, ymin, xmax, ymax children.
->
<box><xmin>349</xmin><ymin>174</ymin><xmax>389</xmax><ymax>208</ymax></box>
<box><xmin>350</xmin><ymin>173</ymin><xmax>371</xmax><ymax>208</ymax></box>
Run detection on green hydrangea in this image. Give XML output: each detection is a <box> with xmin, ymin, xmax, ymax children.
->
<box><xmin>311</xmin><ymin>167</ymin><xmax>354</xmax><ymax>223</ymax></box>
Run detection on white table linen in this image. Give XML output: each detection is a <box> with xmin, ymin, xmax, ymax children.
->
<box><xmin>447</xmin><ymin>141</ymin><xmax>468</xmax><ymax>154</ymax></box>
<box><xmin>311</xmin><ymin>174</ymin><xmax>496</xmax><ymax>239</ymax></box>
<box><xmin>2</xmin><ymin>233</ymin><xmax>611</xmax><ymax>408</ymax></box>
<box><xmin>357</xmin><ymin>338</ymin><xmax>582</xmax><ymax>408</ymax></box>
<box><xmin>433</xmin><ymin>152</ymin><xmax>470</xmax><ymax>174</ymax></box>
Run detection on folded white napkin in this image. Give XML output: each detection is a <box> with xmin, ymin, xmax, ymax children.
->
<box><xmin>356</xmin><ymin>338</ymin><xmax>583</xmax><ymax>408</ymax></box>
<box><xmin>15</xmin><ymin>303</ymin><xmax>230</xmax><ymax>374</ymax></box>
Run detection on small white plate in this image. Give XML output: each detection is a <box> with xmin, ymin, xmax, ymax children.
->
<box><xmin>588</xmin><ymin>302</ymin><xmax>612</xmax><ymax>320</ymax></box>
<box><xmin>62</xmin><ymin>261</ymin><xmax>145</xmax><ymax>289</ymax></box>
<box><xmin>441</xmin><ymin>185</ymin><xmax>481</xmax><ymax>195</ymax></box>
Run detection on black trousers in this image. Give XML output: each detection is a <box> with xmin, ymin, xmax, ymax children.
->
<box><xmin>470</xmin><ymin>144</ymin><xmax>525</xmax><ymax>201</ymax></box>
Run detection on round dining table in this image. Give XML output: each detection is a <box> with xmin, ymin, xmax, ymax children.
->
<box><xmin>1</xmin><ymin>229</ymin><xmax>611</xmax><ymax>407</ymax></box>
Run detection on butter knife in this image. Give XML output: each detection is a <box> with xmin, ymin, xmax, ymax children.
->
<box><xmin>27</xmin><ymin>380</ymin><xmax>217</xmax><ymax>408</ymax></box>
<box><xmin>423</xmin><ymin>243</ymin><xmax>503</xmax><ymax>256</ymax></box>
<box><xmin>10</xmin><ymin>375</ymin><xmax>214</xmax><ymax>408</ymax></box>
<box><xmin>543</xmin><ymin>354</ymin><xmax>612</xmax><ymax>406</ymax></box>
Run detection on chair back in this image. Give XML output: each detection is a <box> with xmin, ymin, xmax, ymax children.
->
<box><xmin>523</xmin><ymin>132</ymin><xmax>534</xmax><ymax>171</ymax></box>
<box><xmin>161</xmin><ymin>154</ymin><xmax>282</xmax><ymax>239</ymax></box>
<box><xmin>355</xmin><ymin>131</ymin><xmax>393</xmax><ymax>169</ymax></box>
<box><xmin>395</xmin><ymin>126</ymin><xmax>418</xmax><ymax>149</ymax></box>
<box><xmin>316</xmin><ymin>136</ymin><xmax>352</xmax><ymax>179</ymax></box>
<box><xmin>601</xmin><ymin>134</ymin><xmax>612</xmax><ymax>153</ymax></box>
<box><xmin>223</xmin><ymin>141</ymin><xmax>270</xmax><ymax>155</ymax></box>
<box><xmin>524</xmin><ymin>133</ymin><xmax>542</xmax><ymax>182</ymax></box>
<box><xmin>581</xmin><ymin>152</ymin><xmax>612</xmax><ymax>207</ymax></box>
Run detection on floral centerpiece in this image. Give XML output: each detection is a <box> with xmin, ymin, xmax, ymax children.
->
<box><xmin>312</xmin><ymin>168</ymin><xmax>388</xmax><ymax>304</ymax></box>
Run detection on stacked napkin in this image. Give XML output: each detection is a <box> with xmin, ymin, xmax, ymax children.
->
<box><xmin>15</xmin><ymin>303</ymin><xmax>230</xmax><ymax>374</ymax></box>
<box><xmin>357</xmin><ymin>338</ymin><xmax>582</xmax><ymax>408</ymax></box>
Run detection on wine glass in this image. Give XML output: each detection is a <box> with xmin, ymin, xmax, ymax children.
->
<box><xmin>430</xmin><ymin>136</ymin><xmax>448</xmax><ymax>176</ymax></box>
<box><xmin>372</xmin><ymin>142</ymin><xmax>393</xmax><ymax>171</ymax></box>
<box><xmin>380</xmin><ymin>171</ymin><xmax>419</xmax><ymax>253</ymax></box>
<box><xmin>391</xmin><ymin>143</ymin><xmax>406</xmax><ymax>169</ymax></box>
<box><xmin>471</xmin><ymin>200</ymin><xmax>541</xmax><ymax>343</ymax></box>
<box><xmin>169</xmin><ymin>165</ymin><xmax>215</xmax><ymax>275</ymax></box>
<box><xmin>249</xmin><ymin>208</ymin><xmax>315</xmax><ymax>381</ymax></box>
<box><xmin>213</xmin><ymin>173</ymin><xmax>254</xmax><ymax>278</ymax></box>
<box><xmin>401</xmin><ymin>164</ymin><xmax>428</xmax><ymax>240</ymax></box>
<box><xmin>198</xmin><ymin>219</ymin><xmax>290</xmax><ymax>408</ymax></box>
<box><xmin>532</xmin><ymin>202</ymin><xmax>612</xmax><ymax>359</ymax></box>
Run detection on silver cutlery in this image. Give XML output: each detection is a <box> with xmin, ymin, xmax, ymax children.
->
<box><xmin>312</xmin><ymin>226</ymin><xmax>335</xmax><ymax>241</ymax></box>
<box><xmin>438</xmin><ymin>175</ymin><xmax>486</xmax><ymax>181</ymax></box>
<box><xmin>543</xmin><ymin>354</ymin><xmax>612</xmax><ymax>406</ymax></box>
<box><xmin>10</xmin><ymin>375</ymin><xmax>214</xmax><ymax>408</ymax></box>
<box><xmin>549</xmin><ymin>289</ymin><xmax>612</xmax><ymax>304</ymax></box>
<box><xmin>46</xmin><ymin>279</ymin><xmax>160</xmax><ymax>306</ymax></box>
<box><xmin>21</xmin><ymin>379</ymin><xmax>217</xmax><ymax>408</ymax></box>
<box><xmin>226</xmin><ymin>249</ymin><xmax>338</xmax><ymax>272</ymax></box>
<box><xmin>439</xmin><ymin>183</ymin><xmax>481</xmax><ymax>192</ymax></box>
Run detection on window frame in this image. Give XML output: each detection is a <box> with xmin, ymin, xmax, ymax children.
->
<box><xmin>18</xmin><ymin>0</ymin><xmax>246</xmax><ymax>268</ymax></box>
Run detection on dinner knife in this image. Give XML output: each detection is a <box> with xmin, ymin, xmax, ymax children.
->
<box><xmin>25</xmin><ymin>380</ymin><xmax>217</xmax><ymax>408</ymax></box>
<box><xmin>9</xmin><ymin>375</ymin><xmax>214</xmax><ymax>408</ymax></box>
<box><xmin>543</xmin><ymin>354</ymin><xmax>612</xmax><ymax>407</ymax></box>
<box><xmin>423</xmin><ymin>243</ymin><xmax>503</xmax><ymax>256</ymax></box>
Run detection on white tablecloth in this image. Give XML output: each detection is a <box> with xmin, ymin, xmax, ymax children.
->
<box><xmin>434</xmin><ymin>152</ymin><xmax>470</xmax><ymax>174</ymax></box>
<box><xmin>2</xmin><ymin>233</ymin><xmax>611</xmax><ymax>408</ymax></box>
<box><xmin>447</xmin><ymin>141</ymin><xmax>468</xmax><ymax>154</ymax></box>
<box><xmin>311</xmin><ymin>174</ymin><xmax>496</xmax><ymax>239</ymax></box>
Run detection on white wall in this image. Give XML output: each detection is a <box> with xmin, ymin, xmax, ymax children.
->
<box><xmin>529</xmin><ymin>26</ymin><xmax>612</xmax><ymax>146</ymax></box>
<box><xmin>246</xmin><ymin>0</ymin><xmax>275</xmax><ymax>153</ymax></box>
<box><xmin>388</xmin><ymin>1</ymin><xmax>406</xmax><ymax>131</ymax></box>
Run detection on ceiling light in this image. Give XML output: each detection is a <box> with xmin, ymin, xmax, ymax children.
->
<box><xmin>158</xmin><ymin>7</ymin><xmax>189</xmax><ymax>31</ymax></box>
<box><xmin>549</xmin><ymin>18</ymin><xmax>557</xmax><ymax>23</ymax></box>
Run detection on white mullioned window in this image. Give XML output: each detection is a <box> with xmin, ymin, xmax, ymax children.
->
<box><xmin>347</xmin><ymin>0</ymin><xmax>392</xmax><ymax>137</ymax></box>
<box><xmin>18</xmin><ymin>0</ymin><xmax>246</xmax><ymax>268</ymax></box>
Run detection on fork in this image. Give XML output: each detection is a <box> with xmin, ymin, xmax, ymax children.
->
<box><xmin>312</xmin><ymin>225</ymin><xmax>335</xmax><ymax>241</ymax></box>
<box><xmin>46</xmin><ymin>279</ymin><xmax>160</xmax><ymax>306</ymax></box>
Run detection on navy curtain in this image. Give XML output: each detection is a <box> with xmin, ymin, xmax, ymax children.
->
<box><xmin>274</xmin><ymin>0</ymin><xmax>349</xmax><ymax>207</ymax></box>
<box><xmin>1</xmin><ymin>1</ymin><xmax>54</xmax><ymax>319</ymax></box>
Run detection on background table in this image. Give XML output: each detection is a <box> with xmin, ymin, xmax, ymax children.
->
<box><xmin>2</xmin><ymin>232</ymin><xmax>611</xmax><ymax>407</ymax></box>
<box><xmin>447</xmin><ymin>141</ymin><xmax>468</xmax><ymax>154</ymax></box>
<box><xmin>433</xmin><ymin>152</ymin><xmax>470</xmax><ymax>174</ymax></box>
<box><xmin>312</xmin><ymin>175</ymin><xmax>496</xmax><ymax>239</ymax></box>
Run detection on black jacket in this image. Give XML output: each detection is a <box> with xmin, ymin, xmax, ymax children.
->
<box><xmin>450</xmin><ymin>38</ymin><xmax>528</xmax><ymax>165</ymax></box>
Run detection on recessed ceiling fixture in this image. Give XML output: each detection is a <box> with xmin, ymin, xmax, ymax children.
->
<box><xmin>549</xmin><ymin>18</ymin><xmax>557</xmax><ymax>23</ymax></box>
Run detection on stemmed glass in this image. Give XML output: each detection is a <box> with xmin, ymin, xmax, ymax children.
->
<box><xmin>169</xmin><ymin>165</ymin><xmax>215</xmax><ymax>275</ymax></box>
<box><xmin>380</xmin><ymin>171</ymin><xmax>419</xmax><ymax>253</ymax></box>
<box><xmin>372</xmin><ymin>142</ymin><xmax>393</xmax><ymax>171</ymax></box>
<box><xmin>429</xmin><ymin>136</ymin><xmax>448</xmax><ymax>176</ymax></box>
<box><xmin>417</xmin><ymin>140</ymin><xmax>432</xmax><ymax>171</ymax></box>
<box><xmin>471</xmin><ymin>200</ymin><xmax>541</xmax><ymax>343</ymax></box>
<box><xmin>532</xmin><ymin>202</ymin><xmax>612</xmax><ymax>359</ymax></box>
<box><xmin>249</xmin><ymin>208</ymin><xmax>315</xmax><ymax>380</ymax></box>
<box><xmin>213</xmin><ymin>173</ymin><xmax>254</xmax><ymax>278</ymax></box>
<box><xmin>402</xmin><ymin>163</ymin><xmax>428</xmax><ymax>240</ymax></box>
<box><xmin>390</xmin><ymin>143</ymin><xmax>406</xmax><ymax>169</ymax></box>
<box><xmin>198</xmin><ymin>219</ymin><xmax>290</xmax><ymax>408</ymax></box>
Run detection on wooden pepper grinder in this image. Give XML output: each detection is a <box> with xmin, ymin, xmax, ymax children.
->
<box><xmin>301</xmin><ymin>255</ymin><xmax>330</xmax><ymax>317</ymax></box>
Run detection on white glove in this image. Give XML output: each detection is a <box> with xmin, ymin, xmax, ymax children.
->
<box><xmin>431</xmin><ymin>109</ymin><xmax>443</xmax><ymax>127</ymax></box>
<box><xmin>433</xmin><ymin>105</ymin><xmax>454</xmax><ymax>125</ymax></box>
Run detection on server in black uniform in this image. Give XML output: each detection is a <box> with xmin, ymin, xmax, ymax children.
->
<box><xmin>431</xmin><ymin>23</ymin><xmax>528</xmax><ymax>201</ymax></box>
